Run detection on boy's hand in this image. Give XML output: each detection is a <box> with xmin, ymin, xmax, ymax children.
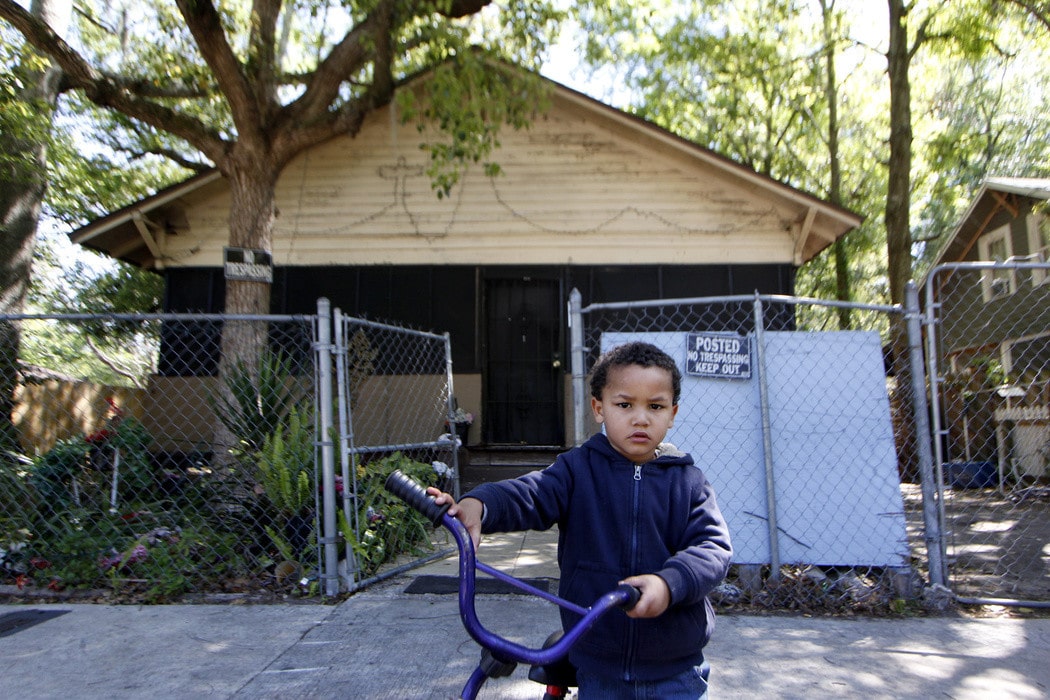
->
<box><xmin>620</xmin><ymin>574</ymin><xmax>671</xmax><ymax>618</ymax></box>
<box><xmin>426</xmin><ymin>488</ymin><xmax>484</xmax><ymax>552</ymax></box>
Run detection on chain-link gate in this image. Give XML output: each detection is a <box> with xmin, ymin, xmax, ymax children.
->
<box><xmin>1</xmin><ymin>310</ymin><xmax>321</xmax><ymax>600</ymax></box>
<box><xmin>331</xmin><ymin>309</ymin><xmax>460</xmax><ymax>593</ymax></box>
<box><xmin>925</xmin><ymin>261</ymin><xmax>1050</xmax><ymax>605</ymax></box>
<box><xmin>569</xmin><ymin>288</ymin><xmax>939</xmax><ymax>612</ymax></box>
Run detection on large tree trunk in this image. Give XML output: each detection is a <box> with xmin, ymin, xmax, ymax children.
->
<box><xmin>819</xmin><ymin>0</ymin><xmax>852</xmax><ymax>330</ymax></box>
<box><xmin>0</xmin><ymin>0</ymin><xmax>70</xmax><ymax>455</ymax></box>
<box><xmin>212</xmin><ymin>160</ymin><xmax>280</xmax><ymax>460</ymax></box>
<box><xmin>886</xmin><ymin>0</ymin><xmax>919</xmax><ymax>480</ymax></box>
<box><xmin>886</xmin><ymin>0</ymin><xmax>913</xmax><ymax>308</ymax></box>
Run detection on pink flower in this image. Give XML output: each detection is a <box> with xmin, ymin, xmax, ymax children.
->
<box><xmin>98</xmin><ymin>544</ymin><xmax>149</xmax><ymax>571</ymax></box>
<box><xmin>99</xmin><ymin>550</ymin><xmax>123</xmax><ymax>571</ymax></box>
<box><xmin>125</xmin><ymin>544</ymin><xmax>148</xmax><ymax>565</ymax></box>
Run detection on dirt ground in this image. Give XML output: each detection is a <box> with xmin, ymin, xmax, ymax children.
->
<box><xmin>902</xmin><ymin>482</ymin><xmax>1050</xmax><ymax>604</ymax></box>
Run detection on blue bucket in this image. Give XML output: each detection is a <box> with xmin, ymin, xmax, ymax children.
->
<box><xmin>945</xmin><ymin>461</ymin><xmax>997</xmax><ymax>489</ymax></box>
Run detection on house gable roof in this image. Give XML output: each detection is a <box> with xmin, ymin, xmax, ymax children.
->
<box><xmin>71</xmin><ymin>75</ymin><xmax>861</xmax><ymax>269</ymax></box>
<box><xmin>929</xmin><ymin>177</ymin><xmax>1050</xmax><ymax>269</ymax></box>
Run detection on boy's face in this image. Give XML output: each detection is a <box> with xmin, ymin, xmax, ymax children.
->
<box><xmin>591</xmin><ymin>363</ymin><xmax>678</xmax><ymax>464</ymax></box>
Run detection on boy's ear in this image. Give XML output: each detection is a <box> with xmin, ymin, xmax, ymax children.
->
<box><xmin>591</xmin><ymin>396</ymin><xmax>604</xmax><ymax>424</ymax></box>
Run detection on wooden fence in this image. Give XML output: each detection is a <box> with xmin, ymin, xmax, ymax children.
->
<box><xmin>12</xmin><ymin>372</ymin><xmax>146</xmax><ymax>456</ymax></box>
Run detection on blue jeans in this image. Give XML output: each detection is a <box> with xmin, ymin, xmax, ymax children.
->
<box><xmin>576</xmin><ymin>661</ymin><xmax>710</xmax><ymax>700</ymax></box>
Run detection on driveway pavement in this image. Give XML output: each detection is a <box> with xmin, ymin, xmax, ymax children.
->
<box><xmin>2</xmin><ymin>527</ymin><xmax>1048</xmax><ymax>699</ymax></box>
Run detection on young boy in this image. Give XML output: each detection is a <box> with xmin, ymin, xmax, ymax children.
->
<box><xmin>430</xmin><ymin>341</ymin><xmax>732</xmax><ymax>699</ymax></box>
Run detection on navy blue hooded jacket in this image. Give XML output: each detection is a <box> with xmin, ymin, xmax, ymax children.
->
<box><xmin>465</xmin><ymin>432</ymin><xmax>732</xmax><ymax>682</ymax></box>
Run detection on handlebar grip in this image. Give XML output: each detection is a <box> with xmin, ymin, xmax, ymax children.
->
<box><xmin>384</xmin><ymin>469</ymin><xmax>451</xmax><ymax>526</ymax></box>
<box><xmin>616</xmin><ymin>583</ymin><xmax>642</xmax><ymax>611</ymax></box>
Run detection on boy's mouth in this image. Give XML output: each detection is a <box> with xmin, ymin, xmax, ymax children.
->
<box><xmin>628</xmin><ymin>431</ymin><xmax>650</xmax><ymax>442</ymax></box>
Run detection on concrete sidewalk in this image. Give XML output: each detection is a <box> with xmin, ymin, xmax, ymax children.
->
<box><xmin>2</xmin><ymin>528</ymin><xmax>1048</xmax><ymax>699</ymax></box>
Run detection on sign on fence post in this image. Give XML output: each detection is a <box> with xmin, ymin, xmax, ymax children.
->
<box><xmin>686</xmin><ymin>332</ymin><xmax>752</xmax><ymax>379</ymax></box>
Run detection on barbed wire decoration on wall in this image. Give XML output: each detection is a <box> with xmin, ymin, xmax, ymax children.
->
<box><xmin>300</xmin><ymin>155</ymin><xmax>780</xmax><ymax>241</ymax></box>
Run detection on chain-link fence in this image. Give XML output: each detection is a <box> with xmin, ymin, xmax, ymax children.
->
<box><xmin>925</xmin><ymin>262</ymin><xmax>1050</xmax><ymax>605</ymax></box>
<box><xmin>1</xmin><ymin>311</ymin><xmax>321</xmax><ymax>601</ymax></box>
<box><xmin>7</xmin><ymin>274</ymin><xmax>1047</xmax><ymax>609</ymax></box>
<box><xmin>1</xmin><ymin>303</ymin><xmax>463</xmax><ymax>601</ymax></box>
<box><xmin>570</xmin><ymin>289</ymin><xmax>936</xmax><ymax>613</ymax></box>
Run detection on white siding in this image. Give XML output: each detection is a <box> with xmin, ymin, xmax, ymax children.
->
<box><xmin>164</xmin><ymin>96</ymin><xmax>807</xmax><ymax>268</ymax></box>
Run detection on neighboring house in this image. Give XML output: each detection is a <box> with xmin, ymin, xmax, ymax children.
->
<box><xmin>69</xmin><ymin>75</ymin><xmax>860</xmax><ymax>449</ymax></box>
<box><xmin>924</xmin><ymin>177</ymin><xmax>1050</xmax><ymax>478</ymax></box>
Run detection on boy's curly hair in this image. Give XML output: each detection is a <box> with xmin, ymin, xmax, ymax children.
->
<box><xmin>589</xmin><ymin>341</ymin><xmax>682</xmax><ymax>404</ymax></box>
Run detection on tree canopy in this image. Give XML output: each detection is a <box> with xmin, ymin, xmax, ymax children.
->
<box><xmin>0</xmin><ymin>0</ymin><xmax>565</xmax><ymax>331</ymax></box>
<box><xmin>568</xmin><ymin>0</ymin><xmax>1050</xmax><ymax>311</ymax></box>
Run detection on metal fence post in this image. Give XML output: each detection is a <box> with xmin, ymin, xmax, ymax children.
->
<box><xmin>569</xmin><ymin>288</ymin><xmax>587</xmax><ymax>447</ymax></box>
<box><xmin>333</xmin><ymin>307</ymin><xmax>361</xmax><ymax>589</ymax></box>
<box><xmin>444</xmin><ymin>331</ymin><xmax>461</xmax><ymax>500</ymax></box>
<box><xmin>906</xmin><ymin>283</ymin><xmax>946</xmax><ymax>587</ymax></box>
<box><xmin>922</xmin><ymin>268</ymin><xmax>949</xmax><ymax>575</ymax></box>
<box><xmin>315</xmin><ymin>297</ymin><xmax>340</xmax><ymax>597</ymax></box>
<box><xmin>753</xmin><ymin>293</ymin><xmax>781</xmax><ymax>582</ymax></box>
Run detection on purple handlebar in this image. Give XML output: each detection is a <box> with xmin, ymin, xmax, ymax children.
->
<box><xmin>384</xmin><ymin>469</ymin><xmax>640</xmax><ymax>699</ymax></box>
<box><xmin>442</xmin><ymin>511</ymin><xmax>640</xmax><ymax>666</ymax></box>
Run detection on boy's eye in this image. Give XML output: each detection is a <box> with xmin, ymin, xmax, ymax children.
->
<box><xmin>649</xmin><ymin>404</ymin><xmax>665</xmax><ymax>411</ymax></box>
<box><xmin>616</xmin><ymin>402</ymin><xmax>631</xmax><ymax>409</ymax></box>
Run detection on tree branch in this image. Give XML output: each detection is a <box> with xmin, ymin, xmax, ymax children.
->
<box><xmin>281</xmin><ymin>8</ymin><xmax>381</xmax><ymax>127</ymax></box>
<box><xmin>0</xmin><ymin>0</ymin><xmax>227</xmax><ymax>161</ymax></box>
<box><xmin>172</xmin><ymin>0</ymin><xmax>261</xmax><ymax>143</ymax></box>
<box><xmin>60</xmin><ymin>74</ymin><xmax>215</xmax><ymax>100</ymax></box>
<box><xmin>282</xmin><ymin>0</ymin><xmax>491</xmax><ymax>132</ymax></box>
<box><xmin>1000</xmin><ymin>0</ymin><xmax>1050</xmax><ymax>30</ymax></box>
<box><xmin>131</xmin><ymin>147</ymin><xmax>211</xmax><ymax>172</ymax></box>
<box><xmin>442</xmin><ymin>0</ymin><xmax>492</xmax><ymax>18</ymax></box>
<box><xmin>248</xmin><ymin>0</ymin><xmax>281</xmax><ymax>116</ymax></box>
<box><xmin>0</xmin><ymin>0</ymin><xmax>99</xmax><ymax>90</ymax></box>
<box><xmin>84</xmin><ymin>335</ymin><xmax>147</xmax><ymax>389</ymax></box>
<box><xmin>372</xmin><ymin>0</ymin><xmax>395</xmax><ymax>101</ymax></box>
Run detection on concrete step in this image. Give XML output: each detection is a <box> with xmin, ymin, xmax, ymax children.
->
<box><xmin>458</xmin><ymin>447</ymin><xmax>563</xmax><ymax>492</ymax></box>
<box><xmin>464</xmin><ymin>446</ymin><xmax>563</xmax><ymax>468</ymax></box>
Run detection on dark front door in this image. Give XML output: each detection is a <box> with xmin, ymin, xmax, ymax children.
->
<box><xmin>483</xmin><ymin>275</ymin><xmax>564</xmax><ymax>445</ymax></box>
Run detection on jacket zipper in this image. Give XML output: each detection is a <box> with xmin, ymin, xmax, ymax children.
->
<box><xmin>624</xmin><ymin>463</ymin><xmax>643</xmax><ymax>680</ymax></box>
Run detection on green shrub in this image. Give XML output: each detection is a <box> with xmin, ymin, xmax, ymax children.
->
<box><xmin>23</xmin><ymin>507</ymin><xmax>255</xmax><ymax>595</ymax></box>
<box><xmin>29</xmin><ymin>438</ymin><xmax>90</xmax><ymax>511</ymax></box>
<box><xmin>0</xmin><ymin>454</ymin><xmax>40</xmax><ymax>535</ymax></box>
<box><xmin>343</xmin><ymin>453</ymin><xmax>441</xmax><ymax>578</ymax></box>
<box><xmin>106</xmin><ymin>416</ymin><xmax>155</xmax><ymax>498</ymax></box>
<box><xmin>256</xmin><ymin>405</ymin><xmax>313</xmax><ymax>518</ymax></box>
<box><xmin>211</xmin><ymin>350</ymin><xmax>304</xmax><ymax>455</ymax></box>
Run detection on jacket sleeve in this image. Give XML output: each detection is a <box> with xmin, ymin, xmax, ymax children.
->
<box><xmin>464</xmin><ymin>456</ymin><xmax>574</xmax><ymax>533</ymax></box>
<box><xmin>656</xmin><ymin>473</ymin><xmax>733</xmax><ymax>606</ymax></box>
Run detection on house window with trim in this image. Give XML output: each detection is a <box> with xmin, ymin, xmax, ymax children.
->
<box><xmin>977</xmin><ymin>225</ymin><xmax>1016</xmax><ymax>302</ymax></box>
<box><xmin>1027</xmin><ymin>213</ymin><xmax>1050</xmax><ymax>286</ymax></box>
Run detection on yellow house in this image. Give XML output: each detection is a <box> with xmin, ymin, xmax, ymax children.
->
<box><xmin>71</xmin><ymin>75</ymin><xmax>861</xmax><ymax>449</ymax></box>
